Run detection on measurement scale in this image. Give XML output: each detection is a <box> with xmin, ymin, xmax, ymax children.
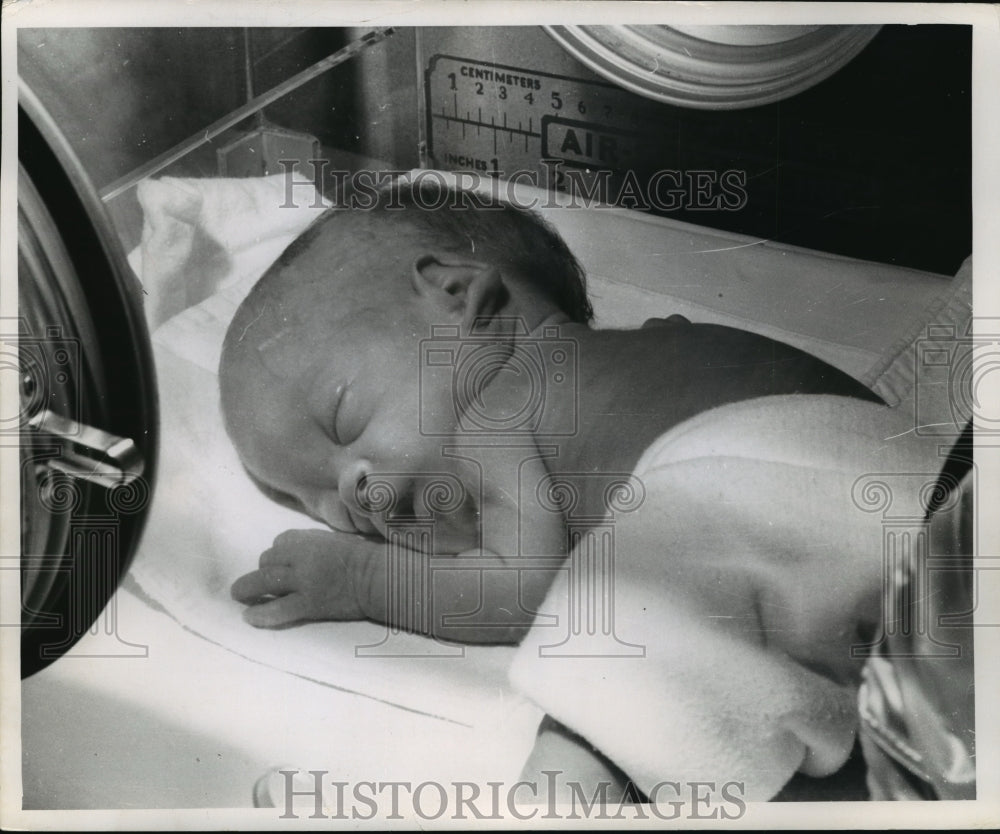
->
<box><xmin>422</xmin><ymin>54</ymin><xmax>677</xmax><ymax>191</ymax></box>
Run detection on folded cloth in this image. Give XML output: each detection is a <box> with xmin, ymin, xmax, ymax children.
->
<box><xmin>127</xmin><ymin>173</ymin><xmax>330</xmax><ymax>330</ymax></box>
<box><xmin>509</xmin><ymin>394</ymin><xmax>944</xmax><ymax>801</ymax></box>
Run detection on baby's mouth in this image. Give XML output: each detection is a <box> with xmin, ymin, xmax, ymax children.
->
<box><xmin>312</xmin><ymin>492</ymin><xmax>379</xmax><ymax>536</ymax></box>
<box><xmin>345</xmin><ymin>504</ymin><xmax>379</xmax><ymax>536</ymax></box>
<box><xmin>350</xmin><ymin>481</ymin><xmax>480</xmax><ymax>551</ymax></box>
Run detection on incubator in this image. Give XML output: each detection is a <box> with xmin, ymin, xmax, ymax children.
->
<box><xmin>11</xmin><ymin>22</ymin><xmax>978</xmax><ymax>811</ymax></box>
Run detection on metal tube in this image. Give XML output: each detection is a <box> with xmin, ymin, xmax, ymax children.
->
<box><xmin>414</xmin><ymin>28</ymin><xmax>429</xmax><ymax>169</ymax></box>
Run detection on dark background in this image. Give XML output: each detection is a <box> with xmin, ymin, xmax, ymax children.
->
<box><xmin>662</xmin><ymin>24</ymin><xmax>971</xmax><ymax>275</ymax></box>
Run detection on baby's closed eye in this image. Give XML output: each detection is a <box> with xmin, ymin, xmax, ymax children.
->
<box><xmin>324</xmin><ymin>382</ymin><xmax>369</xmax><ymax>447</ymax></box>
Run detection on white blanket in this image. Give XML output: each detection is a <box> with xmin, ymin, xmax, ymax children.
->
<box><xmin>510</xmin><ymin>393</ymin><xmax>944</xmax><ymax>800</ymax></box>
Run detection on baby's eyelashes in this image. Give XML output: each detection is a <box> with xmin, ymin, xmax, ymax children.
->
<box><xmin>325</xmin><ymin>383</ymin><xmax>348</xmax><ymax>445</ymax></box>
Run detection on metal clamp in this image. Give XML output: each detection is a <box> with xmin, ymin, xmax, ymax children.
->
<box><xmin>27</xmin><ymin>408</ymin><xmax>143</xmax><ymax>488</ymax></box>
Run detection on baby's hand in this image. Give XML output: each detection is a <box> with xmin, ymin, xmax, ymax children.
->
<box><xmin>231</xmin><ymin>528</ymin><xmax>561</xmax><ymax>643</ymax></box>
<box><xmin>230</xmin><ymin>529</ymin><xmax>380</xmax><ymax>627</ymax></box>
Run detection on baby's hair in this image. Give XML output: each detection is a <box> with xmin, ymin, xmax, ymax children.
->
<box><xmin>274</xmin><ymin>177</ymin><xmax>595</xmax><ymax>324</ymax></box>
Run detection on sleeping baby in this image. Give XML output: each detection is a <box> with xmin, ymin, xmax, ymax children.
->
<box><xmin>219</xmin><ymin>179</ymin><xmax>878</xmax><ymax>639</ymax></box>
<box><xmin>218</xmin><ymin>179</ymin><xmax>889</xmax><ymax>802</ymax></box>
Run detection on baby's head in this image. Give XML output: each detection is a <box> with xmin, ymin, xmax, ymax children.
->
<box><xmin>218</xmin><ymin>179</ymin><xmax>591</xmax><ymax>543</ymax></box>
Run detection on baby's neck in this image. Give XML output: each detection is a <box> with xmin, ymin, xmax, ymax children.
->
<box><xmin>533</xmin><ymin>324</ymin><xmax>653</xmax><ymax>523</ymax></box>
<box><xmin>464</xmin><ymin>321</ymin><xmax>660</xmax><ymax>527</ymax></box>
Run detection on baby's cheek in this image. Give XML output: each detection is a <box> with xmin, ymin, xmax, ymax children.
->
<box><xmin>309</xmin><ymin>491</ymin><xmax>358</xmax><ymax>533</ymax></box>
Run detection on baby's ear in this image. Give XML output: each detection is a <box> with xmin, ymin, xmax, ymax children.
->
<box><xmin>411</xmin><ymin>252</ymin><xmax>509</xmax><ymax>331</ymax></box>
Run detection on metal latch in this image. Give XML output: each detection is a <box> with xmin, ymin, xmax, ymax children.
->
<box><xmin>26</xmin><ymin>408</ymin><xmax>144</xmax><ymax>488</ymax></box>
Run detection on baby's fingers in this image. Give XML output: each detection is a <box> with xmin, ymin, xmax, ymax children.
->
<box><xmin>242</xmin><ymin>592</ymin><xmax>311</xmax><ymax>628</ymax></box>
<box><xmin>231</xmin><ymin>566</ymin><xmax>296</xmax><ymax>603</ymax></box>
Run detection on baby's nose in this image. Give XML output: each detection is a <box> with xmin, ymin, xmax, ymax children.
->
<box><xmin>338</xmin><ymin>458</ymin><xmax>374</xmax><ymax>516</ymax></box>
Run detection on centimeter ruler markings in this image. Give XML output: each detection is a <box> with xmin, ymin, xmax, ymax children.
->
<box><xmin>425</xmin><ymin>55</ymin><xmax>660</xmax><ymax>178</ymax></box>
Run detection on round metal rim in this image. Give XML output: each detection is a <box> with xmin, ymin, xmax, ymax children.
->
<box><xmin>544</xmin><ymin>24</ymin><xmax>883</xmax><ymax>110</ymax></box>
<box><xmin>18</xmin><ymin>81</ymin><xmax>160</xmax><ymax>678</ymax></box>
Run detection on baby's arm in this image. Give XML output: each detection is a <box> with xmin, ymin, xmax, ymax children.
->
<box><xmin>230</xmin><ymin>528</ymin><xmax>562</xmax><ymax>644</ymax></box>
<box><xmin>232</xmin><ymin>444</ymin><xmax>569</xmax><ymax>643</ymax></box>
